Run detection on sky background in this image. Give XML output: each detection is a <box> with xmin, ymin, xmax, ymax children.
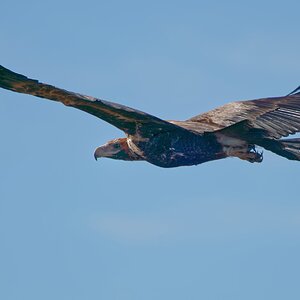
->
<box><xmin>1</xmin><ymin>1</ymin><xmax>300</xmax><ymax>299</ymax></box>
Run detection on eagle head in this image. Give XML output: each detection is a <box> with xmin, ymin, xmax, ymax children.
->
<box><xmin>94</xmin><ymin>138</ymin><xmax>143</xmax><ymax>161</ymax></box>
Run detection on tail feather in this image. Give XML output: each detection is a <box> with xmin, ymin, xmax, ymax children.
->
<box><xmin>258</xmin><ymin>138</ymin><xmax>300</xmax><ymax>161</ymax></box>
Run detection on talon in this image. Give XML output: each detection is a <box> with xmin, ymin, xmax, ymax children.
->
<box><xmin>255</xmin><ymin>151</ymin><xmax>263</xmax><ymax>162</ymax></box>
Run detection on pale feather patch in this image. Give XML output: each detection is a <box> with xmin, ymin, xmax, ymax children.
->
<box><xmin>127</xmin><ymin>138</ymin><xmax>146</xmax><ymax>158</ymax></box>
<box><xmin>215</xmin><ymin>133</ymin><xmax>248</xmax><ymax>156</ymax></box>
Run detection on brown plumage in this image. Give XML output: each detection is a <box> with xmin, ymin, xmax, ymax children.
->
<box><xmin>1</xmin><ymin>65</ymin><xmax>300</xmax><ymax>168</ymax></box>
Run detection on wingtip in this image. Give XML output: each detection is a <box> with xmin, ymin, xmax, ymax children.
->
<box><xmin>0</xmin><ymin>65</ymin><xmax>38</xmax><ymax>92</ymax></box>
<box><xmin>287</xmin><ymin>85</ymin><xmax>300</xmax><ymax>96</ymax></box>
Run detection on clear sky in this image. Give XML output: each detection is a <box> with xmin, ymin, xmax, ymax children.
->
<box><xmin>1</xmin><ymin>1</ymin><xmax>300</xmax><ymax>299</ymax></box>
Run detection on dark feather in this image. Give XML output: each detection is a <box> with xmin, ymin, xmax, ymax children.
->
<box><xmin>0</xmin><ymin>65</ymin><xmax>182</xmax><ymax>137</ymax></box>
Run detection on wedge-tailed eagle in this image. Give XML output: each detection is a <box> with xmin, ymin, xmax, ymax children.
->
<box><xmin>1</xmin><ymin>65</ymin><xmax>300</xmax><ymax>168</ymax></box>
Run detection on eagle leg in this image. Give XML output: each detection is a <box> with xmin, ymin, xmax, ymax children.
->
<box><xmin>240</xmin><ymin>146</ymin><xmax>263</xmax><ymax>163</ymax></box>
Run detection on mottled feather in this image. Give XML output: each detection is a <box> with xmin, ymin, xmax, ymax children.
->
<box><xmin>0</xmin><ymin>65</ymin><xmax>182</xmax><ymax>137</ymax></box>
<box><xmin>188</xmin><ymin>93</ymin><xmax>300</xmax><ymax>138</ymax></box>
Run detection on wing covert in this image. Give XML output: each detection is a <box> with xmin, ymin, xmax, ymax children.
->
<box><xmin>187</xmin><ymin>92</ymin><xmax>300</xmax><ymax>138</ymax></box>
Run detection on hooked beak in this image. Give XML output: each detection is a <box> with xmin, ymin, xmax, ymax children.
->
<box><xmin>94</xmin><ymin>152</ymin><xmax>98</xmax><ymax>161</ymax></box>
<box><xmin>94</xmin><ymin>147</ymin><xmax>103</xmax><ymax>161</ymax></box>
<box><xmin>93</xmin><ymin>143</ymin><xmax>120</xmax><ymax>161</ymax></box>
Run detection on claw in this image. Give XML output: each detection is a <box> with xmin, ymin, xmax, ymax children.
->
<box><xmin>256</xmin><ymin>150</ymin><xmax>263</xmax><ymax>162</ymax></box>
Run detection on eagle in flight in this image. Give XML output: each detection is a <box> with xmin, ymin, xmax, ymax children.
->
<box><xmin>1</xmin><ymin>65</ymin><xmax>300</xmax><ymax>168</ymax></box>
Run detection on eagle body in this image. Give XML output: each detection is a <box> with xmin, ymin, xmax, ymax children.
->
<box><xmin>128</xmin><ymin>131</ymin><xmax>224</xmax><ymax>168</ymax></box>
<box><xmin>1</xmin><ymin>65</ymin><xmax>300</xmax><ymax>168</ymax></box>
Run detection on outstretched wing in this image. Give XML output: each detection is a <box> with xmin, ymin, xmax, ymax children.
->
<box><xmin>186</xmin><ymin>91</ymin><xmax>300</xmax><ymax>139</ymax></box>
<box><xmin>0</xmin><ymin>65</ymin><xmax>181</xmax><ymax>137</ymax></box>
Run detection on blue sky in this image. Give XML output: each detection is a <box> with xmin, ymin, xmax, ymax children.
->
<box><xmin>1</xmin><ymin>1</ymin><xmax>300</xmax><ymax>299</ymax></box>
